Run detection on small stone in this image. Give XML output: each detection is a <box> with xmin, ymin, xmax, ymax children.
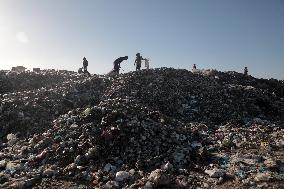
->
<box><xmin>144</xmin><ymin>181</ymin><xmax>154</xmax><ymax>189</ymax></box>
<box><xmin>254</xmin><ymin>172</ymin><xmax>271</xmax><ymax>182</ymax></box>
<box><xmin>9</xmin><ymin>181</ymin><xmax>25</xmax><ymax>189</ymax></box>
<box><xmin>115</xmin><ymin>171</ymin><xmax>131</xmax><ymax>182</ymax></box>
<box><xmin>43</xmin><ymin>168</ymin><xmax>57</xmax><ymax>177</ymax></box>
<box><xmin>191</xmin><ymin>141</ymin><xmax>202</xmax><ymax>148</ymax></box>
<box><xmin>241</xmin><ymin>178</ymin><xmax>250</xmax><ymax>185</ymax></box>
<box><xmin>216</xmin><ymin>177</ymin><xmax>224</xmax><ymax>185</ymax></box>
<box><xmin>129</xmin><ymin>169</ymin><xmax>135</xmax><ymax>175</ymax></box>
<box><xmin>148</xmin><ymin>169</ymin><xmax>171</xmax><ymax>186</ymax></box>
<box><xmin>263</xmin><ymin>158</ymin><xmax>277</xmax><ymax>169</ymax></box>
<box><xmin>161</xmin><ymin>161</ymin><xmax>173</xmax><ymax>171</ymax></box>
<box><xmin>104</xmin><ymin>163</ymin><xmax>116</xmax><ymax>172</ymax></box>
<box><xmin>7</xmin><ymin>133</ymin><xmax>18</xmax><ymax>145</ymax></box>
<box><xmin>63</xmin><ymin>163</ymin><xmax>76</xmax><ymax>173</ymax></box>
<box><xmin>24</xmin><ymin>176</ymin><xmax>40</xmax><ymax>187</ymax></box>
<box><xmin>205</xmin><ymin>168</ymin><xmax>226</xmax><ymax>178</ymax></box>
<box><xmin>105</xmin><ymin>180</ymin><xmax>119</xmax><ymax>189</ymax></box>
<box><xmin>74</xmin><ymin>155</ymin><xmax>88</xmax><ymax>165</ymax></box>
<box><xmin>0</xmin><ymin>160</ymin><xmax>7</xmax><ymax>169</ymax></box>
<box><xmin>203</xmin><ymin>182</ymin><xmax>209</xmax><ymax>188</ymax></box>
<box><xmin>86</xmin><ymin>147</ymin><xmax>97</xmax><ymax>158</ymax></box>
<box><xmin>6</xmin><ymin>161</ymin><xmax>22</xmax><ymax>171</ymax></box>
<box><xmin>257</xmin><ymin>182</ymin><xmax>269</xmax><ymax>188</ymax></box>
<box><xmin>0</xmin><ymin>173</ymin><xmax>9</xmax><ymax>184</ymax></box>
<box><xmin>173</xmin><ymin>152</ymin><xmax>185</xmax><ymax>163</ymax></box>
<box><xmin>20</xmin><ymin>146</ymin><xmax>29</xmax><ymax>155</ymax></box>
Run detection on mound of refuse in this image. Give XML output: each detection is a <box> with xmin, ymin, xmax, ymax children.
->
<box><xmin>0</xmin><ymin>70</ymin><xmax>110</xmax><ymax>138</ymax></box>
<box><xmin>0</xmin><ymin>68</ymin><xmax>283</xmax><ymax>188</ymax></box>
<box><xmin>104</xmin><ymin>68</ymin><xmax>283</xmax><ymax>123</ymax></box>
<box><xmin>0</xmin><ymin>70</ymin><xmax>84</xmax><ymax>94</ymax></box>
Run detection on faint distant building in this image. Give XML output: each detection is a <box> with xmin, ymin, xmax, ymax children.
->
<box><xmin>11</xmin><ymin>66</ymin><xmax>26</xmax><ymax>72</ymax></box>
<box><xmin>33</xmin><ymin>68</ymin><xmax>41</xmax><ymax>72</ymax></box>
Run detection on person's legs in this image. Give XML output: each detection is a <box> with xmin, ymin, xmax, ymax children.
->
<box><xmin>114</xmin><ymin>68</ymin><xmax>119</xmax><ymax>75</ymax></box>
<box><xmin>84</xmin><ymin>70</ymin><xmax>91</xmax><ymax>76</ymax></box>
<box><xmin>87</xmin><ymin>71</ymin><xmax>91</xmax><ymax>76</ymax></box>
<box><xmin>83</xmin><ymin>66</ymin><xmax>87</xmax><ymax>72</ymax></box>
<box><xmin>136</xmin><ymin>63</ymin><xmax>141</xmax><ymax>71</ymax></box>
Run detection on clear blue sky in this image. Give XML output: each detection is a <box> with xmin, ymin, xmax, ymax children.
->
<box><xmin>0</xmin><ymin>0</ymin><xmax>283</xmax><ymax>79</ymax></box>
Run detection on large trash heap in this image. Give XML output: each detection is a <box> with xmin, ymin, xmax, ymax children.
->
<box><xmin>0</xmin><ymin>68</ymin><xmax>283</xmax><ymax>189</ymax></box>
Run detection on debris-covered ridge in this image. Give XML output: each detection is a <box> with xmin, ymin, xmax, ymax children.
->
<box><xmin>104</xmin><ymin>68</ymin><xmax>284</xmax><ymax>124</ymax></box>
<box><xmin>0</xmin><ymin>70</ymin><xmax>111</xmax><ymax>137</ymax></box>
<box><xmin>0</xmin><ymin>68</ymin><xmax>283</xmax><ymax>189</ymax></box>
<box><xmin>0</xmin><ymin>70</ymin><xmax>83</xmax><ymax>94</ymax></box>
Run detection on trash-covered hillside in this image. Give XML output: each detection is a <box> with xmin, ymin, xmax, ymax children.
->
<box><xmin>0</xmin><ymin>68</ymin><xmax>283</xmax><ymax>189</ymax></box>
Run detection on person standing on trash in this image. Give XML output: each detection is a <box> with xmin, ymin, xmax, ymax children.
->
<box><xmin>134</xmin><ymin>53</ymin><xmax>145</xmax><ymax>71</ymax></box>
<box><xmin>82</xmin><ymin>57</ymin><xmax>91</xmax><ymax>76</ymax></box>
<box><xmin>192</xmin><ymin>64</ymin><xmax>197</xmax><ymax>73</ymax></box>
<box><xmin>113</xmin><ymin>56</ymin><xmax>128</xmax><ymax>74</ymax></box>
<box><xmin>244</xmin><ymin>66</ymin><xmax>248</xmax><ymax>76</ymax></box>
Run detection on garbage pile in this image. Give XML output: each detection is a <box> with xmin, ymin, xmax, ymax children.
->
<box><xmin>0</xmin><ymin>70</ymin><xmax>110</xmax><ymax>138</ymax></box>
<box><xmin>0</xmin><ymin>68</ymin><xmax>283</xmax><ymax>188</ymax></box>
<box><xmin>103</xmin><ymin>68</ymin><xmax>283</xmax><ymax>123</ymax></box>
<box><xmin>0</xmin><ymin>70</ymin><xmax>85</xmax><ymax>94</ymax></box>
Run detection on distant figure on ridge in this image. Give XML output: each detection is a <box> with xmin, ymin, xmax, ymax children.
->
<box><xmin>244</xmin><ymin>66</ymin><xmax>248</xmax><ymax>76</ymax></box>
<box><xmin>134</xmin><ymin>53</ymin><xmax>145</xmax><ymax>71</ymax></box>
<box><xmin>82</xmin><ymin>57</ymin><xmax>91</xmax><ymax>76</ymax></box>
<box><xmin>113</xmin><ymin>56</ymin><xmax>128</xmax><ymax>75</ymax></box>
<box><xmin>193</xmin><ymin>64</ymin><xmax>196</xmax><ymax>70</ymax></box>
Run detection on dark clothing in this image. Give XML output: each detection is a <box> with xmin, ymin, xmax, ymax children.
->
<box><xmin>113</xmin><ymin>57</ymin><xmax>127</xmax><ymax>74</ymax></box>
<box><xmin>82</xmin><ymin>58</ymin><xmax>91</xmax><ymax>76</ymax></box>
<box><xmin>135</xmin><ymin>55</ymin><xmax>143</xmax><ymax>71</ymax></box>
<box><xmin>244</xmin><ymin>67</ymin><xmax>248</xmax><ymax>76</ymax></box>
<box><xmin>136</xmin><ymin>63</ymin><xmax>141</xmax><ymax>71</ymax></box>
<box><xmin>83</xmin><ymin>59</ymin><xmax>88</xmax><ymax>72</ymax></box>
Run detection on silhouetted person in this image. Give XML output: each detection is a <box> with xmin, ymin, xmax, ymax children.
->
<box><xmin>244</xmin><ymin>67</ymin><xmax>248</xmax><ymax>76</ymax></box>
<box><xmin>193</xmin><ymin>64</ymin><xmax>196</xmax><ymax>70</ymax></box>
<box><xmin>134</xmin><ymin>53</ymin><xmax>145</xmax><ymax>71</ymax></box>
<box><xmin>82</xmin><ymin>57</ymin><xmax>91</xmax><ymax>76</ymax></box>
<box><xmin>113</xmin><ymin>56</ymin><xmax>128</xmax><ymax>74</ymax></box>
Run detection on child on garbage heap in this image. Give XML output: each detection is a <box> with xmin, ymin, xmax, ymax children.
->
<box><xmin>134</xmin><ymin>53</ymin><xmax>146</xmax><ymax>71</ymax></box>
